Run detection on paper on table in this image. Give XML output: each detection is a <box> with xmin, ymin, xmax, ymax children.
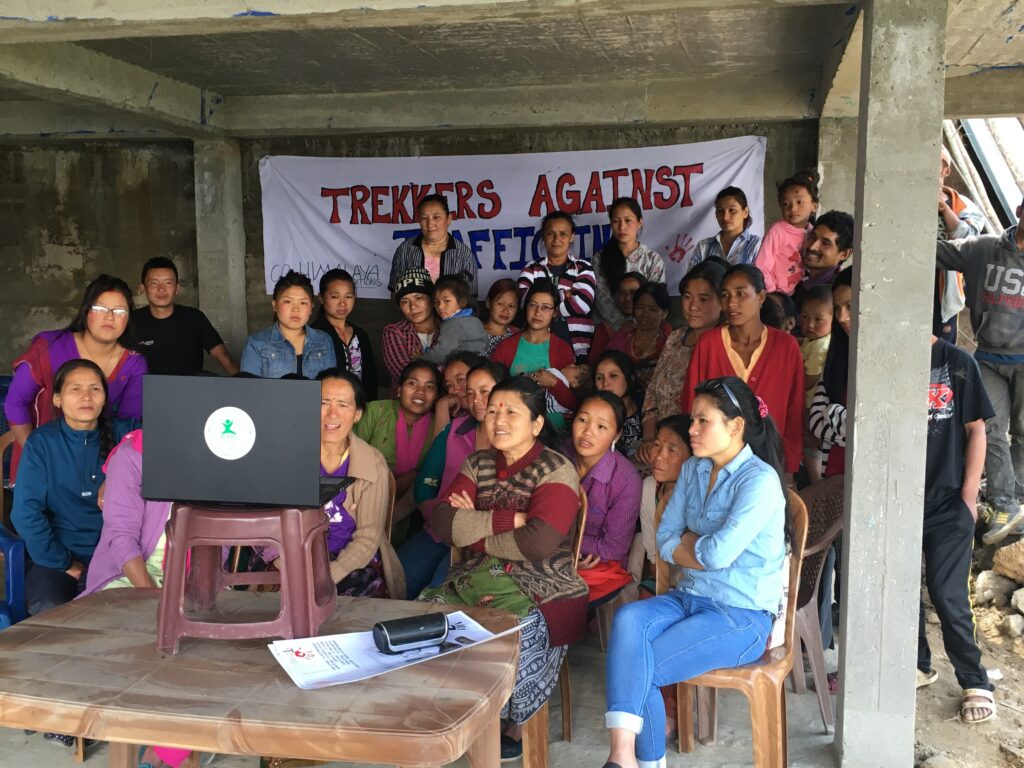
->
<box><xmin>268</xmin><ymin>610</ymin><xmax>527</xmax><ymax>689</ymax></box>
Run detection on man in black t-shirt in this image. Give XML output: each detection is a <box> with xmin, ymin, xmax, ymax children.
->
<box><xmin>919</xmin><ymin>336</ymin><xmax>995</xmax><ymax>722</ymax></box>
<box><xmin>132</xmin><ymin>257</ymin><xmax>239</xmax><ymax>376</ymax></box>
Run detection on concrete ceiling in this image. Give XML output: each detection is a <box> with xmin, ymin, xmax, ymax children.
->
<box><xmin>78</xmin><ymin>5</ymin><xmax>836</xmax><ymax>96</ymax></box>
<box><xmin>0</xmin><ymin>0</ymin><xmax>1017</xmax><ymax>140</ymax></box>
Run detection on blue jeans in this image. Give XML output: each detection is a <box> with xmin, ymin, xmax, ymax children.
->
<box><xmin>397</xmin><ymin>530</ymin><xmax>451</xmax><ymax>599</ymax></box>
<box><xmin>604</xmin><ymin>591</ymin><xmax>771</xmax><ymax>768</ymax></box>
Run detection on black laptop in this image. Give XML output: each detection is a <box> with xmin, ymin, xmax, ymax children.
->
<box><xmin>142</xmin><ymin>375</ymin><xmax>321</xmax><ymax>507</ymax></box>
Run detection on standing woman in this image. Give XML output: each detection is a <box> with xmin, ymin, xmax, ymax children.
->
<box><xmin>518</xmin><ymin>211</ymin><xmax>597</xmax><ymax>362</ymax></box>
<box><xmin>422</xmin><ymin>377</ymin><xmax>588</xmax><ymax>759</ymax></box>
<box><xmin>593</xmin><ymin>351</ymin><xmax>642</xmax><ymax>458</ymax></box>
<box><xmin>482</xmin><ymin>278</ymin><xmax>520</xmax><ymax>357</ymax></box>
<box><xmin>5</xmin><ymin>274</ymin><xmax>146</xmax><ymax>483</ymax></box>
<box><xmin>382</xmin><ymin>268</ymin><xmax>439</xmax><ymax>394</ymax></box>
<box><xmin>241</xmin><ymin>271</ymin><xmax>335</xmax><ymax>379</ymax></box>
<box><xmin>12</xmin><ymin>360</ymin><xmax>138</xmax><ymax>615</ymax></box>
<box><xmin>492</xmin><ymin>281</ymin><xmax>576</xmax><ymax>431</ymax></box>
<box><xmin>682</xmin><ymin>264</ymin><xmax>804</xmax><ymax>479</ymax></box>
<box><xmin>570</xmin><ymin>392</ymin><xmax>643</xmax><ymax>602</ymax></box>
<box><xmin>593</xmin><ymin>197</ymin><xmax>666</xmax><ymax>330</ymax></box>
<box><xmin>606</xmin><ymin>282</ymin><xmax>671</xmax><ymax>403</ymax></box>
<box><xmin>401</xmin><ymin>360</ymin><xmax>509</xmax><ymax>598</ymax></box>
<box><xmin>389</xmin><ymin>194</ymin><xmax>477</xmax><ymax>298</ymax></box>
<box><xmin>312</xmin><ymin>268</ymin><xmax>379</xmax><ymax>399</ymax></box>
<box><xmin>603</xmin><ymin>376</ymin><xmax>787</xmax><ymax>768</ymax></box>
<box><xmin>638</xmin><ymin>261</ymin><xmax>725</xmax><ymax>464</ymax></box>
<box><xmin>684</xmin><ymin>186</ymin><xmax>761</xmax><ymax>273</ymax></box>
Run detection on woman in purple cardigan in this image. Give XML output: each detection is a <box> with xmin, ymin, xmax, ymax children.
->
<box><xmin>5</xmin><ymin>274</ymin><xmax>147</xmax><ymax>484</ymax></box>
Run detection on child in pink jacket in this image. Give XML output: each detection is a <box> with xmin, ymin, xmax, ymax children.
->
<box><xmin>757</xmin><ymin>171</ymin><xmax>820</xmax><ymax>295</ymax></box>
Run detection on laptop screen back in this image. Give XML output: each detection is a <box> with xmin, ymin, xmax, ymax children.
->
<box><xmin>142</xmin><ymin>376</ymin><xmax>321</xmax><ymax>507</ymax></box>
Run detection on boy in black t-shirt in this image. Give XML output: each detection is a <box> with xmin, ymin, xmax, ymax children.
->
<box><xmin>132</xmin><ymin>257</ymin><xmax>239</xmax><ymax>376</ymax></box>
<box><xmin>919</xmin><ymin>336</ymin><xmax>995</xmax><ymax>723</ymax></box>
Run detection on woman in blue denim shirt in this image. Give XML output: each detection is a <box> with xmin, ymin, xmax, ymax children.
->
<box><xmin>601</xmin><ymin>376</ymin><xmax>788</xmax><ymax>768</ymax></box>
<box><xmin>241</xmin><ymin>271</ymin><xmax>336</xmax><ymax>379</ymax></box>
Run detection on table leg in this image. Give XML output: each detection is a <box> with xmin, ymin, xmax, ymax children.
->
<box><xmin>465</xmin><ymin>717</ymin><xmax>501</xmax><ymax>768</ymax></box>
<box><xmin>108</xmin><ymin>742</ymin><xmax>139</xmax><ymax>768</ymax></box>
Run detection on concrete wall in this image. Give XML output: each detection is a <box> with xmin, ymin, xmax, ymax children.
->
<box><xmin>0</xmin><ymin>121</ymin><xmax>817</xmax><ymax>380</ymax></box>
<box><xmin>0</xmin><ymin>141</ymin><xmax>197</xmax><ymax>367</ymax></box>
<box><xmin>239</xmin><ymin>120</ymin><xmax>819</xmax><ymax>385</ymax></box>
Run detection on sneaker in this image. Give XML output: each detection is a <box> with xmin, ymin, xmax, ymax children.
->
<box><xmin>500</xmin><ymin>734</ymin><xmax>523</xmax><ymax>762</ymax></box>
<box><xmin>982</xmin><ymin>507</ymin><xmax>1024</xmax><ymax>545</ymax></box>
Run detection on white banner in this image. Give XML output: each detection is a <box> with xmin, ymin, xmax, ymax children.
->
<box><xmin>259</xmin><ymin>136</ymin><xmax>766</xmax><ymax>298</ymax></box>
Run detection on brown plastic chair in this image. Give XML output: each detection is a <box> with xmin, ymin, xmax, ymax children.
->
<box><xmin>671</xmin><ymin>490</ymin><xmax>809</xmax><ymax>767</ymax></box>
<box><xmin>595</xmin><ymin>531</ymin><xmax>645</xmax><ymax>652</ymax></box>
<box><xmin>789</xmin><ymin>476</ymin><xmax>845</xmax><ymax>733</ymax></box>
<box><xmin>156</xmin><ymin>503</ymin><xmax>337</xmax><ymax>654</ymax></box>
<box><xmin>522</xmin><ymin>487</ymin><xmax>587</xmax><ymax>768</ymax></box>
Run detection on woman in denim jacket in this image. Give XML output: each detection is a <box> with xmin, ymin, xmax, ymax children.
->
<box><xmin>241</xmin><ymin>271</ymin><xmax>336</xmax><ymax>378</ymax></box>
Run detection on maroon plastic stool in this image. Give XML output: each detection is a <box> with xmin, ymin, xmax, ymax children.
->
<box><xmin>156</xmin><ymin>503</ymin><xmax>336</xmax><ymax>654</ymax></box>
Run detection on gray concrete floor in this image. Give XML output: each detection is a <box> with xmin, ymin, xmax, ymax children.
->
<box><xmin>0</xmin><ymin>632</ymin><xmax>839</xmax><ymax>768</ymax></box>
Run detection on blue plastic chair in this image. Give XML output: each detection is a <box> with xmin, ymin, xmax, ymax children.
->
<box><xmin>0</xmin><ymin>526</ymin><xmax>26</xmax><ymax>628</ymax></box>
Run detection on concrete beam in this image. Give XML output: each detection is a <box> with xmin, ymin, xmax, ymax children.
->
<box><xmin>0</xmin><ymin>0</ymin><xmax>842</xmax><ymax>42</ymax></box>
<box><xmin>0</xmin><ymin>43</ymin><xmax>223</xmax><ymax>136</ymax></box>
<box><xmin>194</xmin><ymin>139</ymin><xmax>248</xmax><ymax>357</ymax></box>
<box><xmin>944</xmin><ymin>69</ymin><xmax>1024</xmax><ymax>118</ymax></box>
<box><xmin>0</xmin><ymin>100</ymin><xmax>177</xmax><ymax>142</ymax></box>
<box><xmin>821</xmin><ymin>9</ymin><xmax>863</xmax><ymax>118</ymax></box>
<box><xmin>836</xmin><ymin>0</ymin><xmax>946</xmax><ymax>765</ymax></box>
<box><xmin>222</xmin><ymin>74</ymin><xmax>819</xmax><ymax>136</ymax></box>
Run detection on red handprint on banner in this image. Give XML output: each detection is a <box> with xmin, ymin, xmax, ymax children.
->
<box><xmin>667</xmin><ymin>233</ymin><xmax>694</xmax><ymax>264</ymax></box>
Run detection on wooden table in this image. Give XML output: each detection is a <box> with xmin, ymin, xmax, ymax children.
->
<box><xmin>0</xmin><ymin>589</ymin><xmax>520</xmax><ymax>768</ymax></box>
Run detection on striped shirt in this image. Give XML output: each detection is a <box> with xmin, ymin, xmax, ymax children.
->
<box><xmin>389</xmin><ymin>234</ymin><xmax>478</xmax><ymax>297</ymax></box>
<box><xmin>682</xmin><ymin>230</ymin><xmax>762</xmax><ymax>275</ymax></box>
<box><xmin>518</xmin><ymin>255</ymin><xmax>597</xmax><ymax>361</ymax></box>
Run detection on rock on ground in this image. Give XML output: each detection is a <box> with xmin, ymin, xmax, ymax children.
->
<box><xmin>1003</xmin><ymin>613</ymin><xmax>1024</xmax><ymax>638</ymax></box>
<box><xmin>975</xmin><ymin>569</ymin><xmax>1018</xmax><ymax>607</ymax></box>
<box><xmin>994</xmin><ymin>540</ymin><xmax>1024</xmax><ymax>584</ymax></box>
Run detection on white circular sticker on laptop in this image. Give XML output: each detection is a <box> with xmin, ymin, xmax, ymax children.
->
<box><xmin>203</xmin><ymin>407</ymin><xmax>256</xmax><ymax>461</ymax></box>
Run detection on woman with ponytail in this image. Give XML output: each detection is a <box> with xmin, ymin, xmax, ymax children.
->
<box><xmin>602</xmin><ymin>375</ymin><xmax>788</xmax><ymax>768</ymax></box>
<box><xmin>11</xmin><ymin>359</ymin><xmax>138</xmax><ymax>616</ymax></box>
<box><xmin>592</xmin><ymin>198</ymin><xmax>666</xmax><ymax>330</ymax></box>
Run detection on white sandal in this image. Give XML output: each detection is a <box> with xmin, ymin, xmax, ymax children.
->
<box><xmin>916</xmin><ymin>669</ymin><xmax>938</xmax><ymax>688</ymax></box>
<box><xmin>960</xmin><ymin>688</ymin><xmax>996</xmax><ymax>724</ymax></box>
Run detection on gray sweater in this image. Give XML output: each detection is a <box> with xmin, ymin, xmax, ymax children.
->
<box><xmin>419</xmin><ymin>314</ymin><xmax>488</xmax><ymax>364</ymax></box>
<box><xmin>937</xmin><ymin>225</ymin><xmax>1024</xmax><ymax>359</ymax></box>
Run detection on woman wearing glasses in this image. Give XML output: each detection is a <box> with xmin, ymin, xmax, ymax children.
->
<box><xmin>491</xmin><ymin>280</ymin><xmax>577</xmax><ymax>432</ymax></box>
<box><xmin>4</xmin><ymin>274</ymin><xmax>147</xmax><ymax>484</ymax></box>
<box><xmin>602</xmin><ymin>376</ymin><xmax>788</xmax><ymax>768</ymax></box>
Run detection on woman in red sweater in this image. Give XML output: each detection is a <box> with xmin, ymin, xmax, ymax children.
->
<box><xmin>681</xmin><ymin>263</ymin><xmax>804</xmax><ymax>477</ymax></box>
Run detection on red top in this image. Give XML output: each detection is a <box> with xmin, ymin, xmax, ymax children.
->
<box><xmin>681</xmin><ymin>326</ymin><xmax>805</xmax><ymax>473</ymax></box>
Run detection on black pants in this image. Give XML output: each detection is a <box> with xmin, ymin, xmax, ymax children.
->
<box><xmin>918</xmin><ymin>494</ymin><xmax>991</xmax><ymax>691</ymax></box>
<box><xmin>25</xmin><ymin>562</ymin><xmax>84</xmax><ymax>616</ymax></box>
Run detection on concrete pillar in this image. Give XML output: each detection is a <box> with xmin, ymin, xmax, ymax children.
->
<box><xmin>835</xmin><ymin>1</ymin><xmax>947</xmax><ymax>766</ymax></box>
<box><xmin>193</xmin><ymin>138</ymin><xmax>248</xmax><ymax>358</ymax></box>
<box><xmin>818</xmin><ymin>117</ymin><xmax>858</xmax><ymax>215</ymax></box>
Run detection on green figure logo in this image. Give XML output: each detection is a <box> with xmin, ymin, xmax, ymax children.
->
<box><xmin>221</xmin><ymin>419</ymin><xmax>237</xmax><ymax>437</ymax></box>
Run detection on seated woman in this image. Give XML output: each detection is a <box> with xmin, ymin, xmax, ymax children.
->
<box><xmin>421</xmin><ymin>376</ymin><xmax>588</xmax><ymax>760</ymax></box>
<box><xmin>400</xmin><ymin>360</ymin><xmax>509</xmax><ymax>598</ymax></box>
<box><xmin>682</xmin><ymin>264</ymin><xmax>804</xmax><ymax>480</ymax></box>
<box><xmin>602</xmin><ymin>376</ymin><xmax>788</xmax><ymax>768</ymax></box>
<box><xmin>606</xmin><ymin>282</ymin><xmax>671</xmax><ymax>403</ymax></box>
<box><xmin>491</xmin><ymin>280</ymin><xmax>576</xmax><ymax>432</ymax></box>
<box><xmin>11</xmin><ymin>360</ymin><xmax>138</xmax><ymax>615</ymax></box>
<box><xmin>593</xmin><ymin>350</ymin><xmax>642</xmax><ymax>458</ymax></box>
<box><xmin>241</xmin><ymin>270</ymin><xmax>336</xmax><ymax>379</ymax></box>
<box><xmin>382</xmin><ymin>268</ymin><xmax>439</xmax><ymax>394</ymax></box>
<box><xmin>482</xmin><ymin>278</ymin><xmax>520</xmax><ymax>357</ymax></box>
<box><xmin>5</xmin><ymin>274</ymin><xmax>146</xmax><ymax>483</ymax></box>
<box><xmin>430</xmin><ymin>350</ymin><xmax>486</xmax><ymax>438</ymax></box>
<box><xmin>638</xmin><ymin>415</ymin><xmax>690</xmax><ymax>583</ymax></box>
<box><xmin>353</xmin><ymin>360</ymin><xmax>441</xmax><ymax>545</ymax></box>
<box><xmin>589</xmin><ymin>271</ymin><xmax>645</xmax><ymax>363</ymax></box>
<box><xmin>312</xmin><ymin>268</ymin><xmax>379</xmax><ymax>398</ymax></box>
<box><xmin>571</xmin><ymin>392</ymin><xmax>643</xmax><ymax>603</ymax></box>
<box><xmin>638</xmin><ymin>261</ymin><xmax>725</xmax><ymax>465</ymax></box>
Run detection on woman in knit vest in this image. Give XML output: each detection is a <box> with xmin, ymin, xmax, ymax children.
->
<box><xmin>422</xmin><ymin>376</ymin><xmax>588</xmax><ymax>760</ymax></box>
